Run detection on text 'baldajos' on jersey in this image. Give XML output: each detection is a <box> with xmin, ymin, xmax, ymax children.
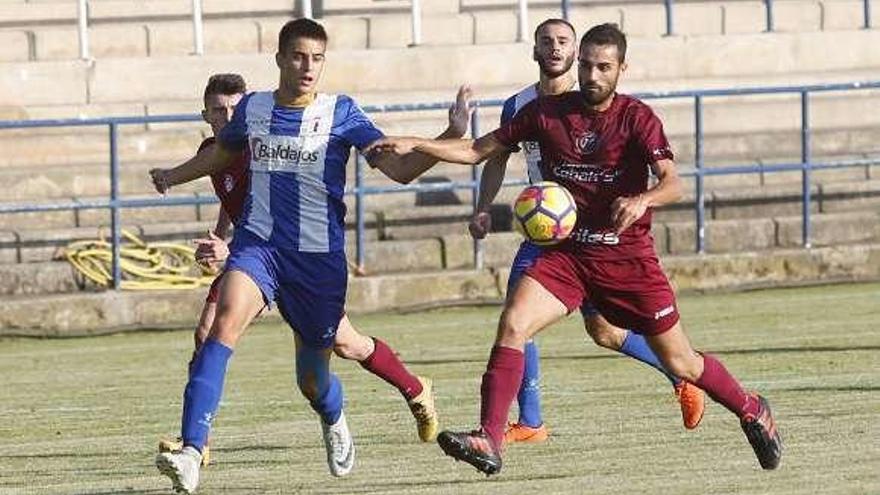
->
<box><xmin>218</xmin><ymin>91</ymin><xmax>383</xmax><ymax>253</ymax></box>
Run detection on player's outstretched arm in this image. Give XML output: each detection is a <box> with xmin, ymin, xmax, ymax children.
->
<box><xmin>365</xmin><ymin>85</ymin><xmax>475</xmax><ymax>184</ymax></box>
<box><xmin>367</xmin><ymin>132</ymin><xmax>505</xmax><ymax>169</ymax></box>
<box><xmin>149</xmin><ymin>143</ymin><xmax>233</xmax><ymax>193</ymax></box>
<box><xmin>469</xmin><ymin>151</ymin><xmax>511</xmax><ymax>239</ymax></box>
<box><xmin>610</xmin><ymin>158</ymin><xmax>683</xmax><ymax>233</ymax></box>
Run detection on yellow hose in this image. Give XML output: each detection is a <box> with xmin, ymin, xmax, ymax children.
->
<box><xmin>63</xmin><ymin>229</ymin><xmax>216</xmax><ymax>290</ymax></box>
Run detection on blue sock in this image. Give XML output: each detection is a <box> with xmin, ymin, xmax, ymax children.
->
<box><xmin>296</xmin><ymin>347</ymin><xmax>344</xmax><ymax>425</ymax></box>
<box><xmin>181</xmin><ymin>338</ymin><xmax>233</xmax><ymax>451</ymax></box>
<box><xmin>517</xmin><ymin>339</ymin><xmax>543</xmax><ymax>427</ymax></box>
<box><xmin>618</xmin><ymin>330</ymin><xmax>679</xmax><ymax>386</ymax></box>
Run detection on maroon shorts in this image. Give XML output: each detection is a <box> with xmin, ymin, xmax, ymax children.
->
<box><xmin>525</xmin><ymin>250</ymin><xmax>680</xmax><ymax>335</ymax></box>
<box><xmin>205</xmin><ymin>273</ymin><xmax>224</xmax><ymax>304</ymax></box>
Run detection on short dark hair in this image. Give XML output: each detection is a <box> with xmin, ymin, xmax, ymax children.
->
<box><xmin>203</xmin><ymin>73</ymin><xmax>246</xmax><ymax>101</ymax></box>
<box><xmin>533</xmin><ymin>18</ymin><xmax>576</xmax><ymax>43</ymax></box>
<box><xmin>580</xmin><ymin>23</ymin><xmax>627</xmax><ymax>62</ymax></box>
<box><xmin>278</xmin><ymin>18</ymin><xmax>328</xmax><ymax>53</ymax></box>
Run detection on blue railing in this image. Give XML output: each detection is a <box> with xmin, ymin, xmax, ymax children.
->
<box><xmin>559</xmin><ymin>0</ymin><xmax>874</xmax><ymax>34</ymax></box>
<box><xmin>2</xmin><ymin>80</ymin><xmax>880</xmax><ymax>288</ymax></box>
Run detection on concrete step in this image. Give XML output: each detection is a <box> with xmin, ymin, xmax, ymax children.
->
<box><xmin>2</xmin><ymin>242</ymin><xmax>879</xmax><ymax>336</ymax></box>
<box><xmin>3</xmin><ymin>30</ymin><xmax>880</xmax><ymax>108</ymax></box>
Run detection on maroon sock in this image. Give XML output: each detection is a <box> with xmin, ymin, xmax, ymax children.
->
<box><xmin>360</xmin><ymin>338</ymin><xmax>423</xmax><ymax>400</ymax></box>
<box><xmin>480</xmin><ymin>346</ymin><xmax>525</xmax><ymax>451</ymax></box>
<box><xmin>695</xmin><ymin>353</ymin><xmax>761</xmax><ymax>418</ymax></box>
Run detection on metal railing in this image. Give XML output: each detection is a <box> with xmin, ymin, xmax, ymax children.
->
<box><xmin>69</xmin><ymin>0</ymin><xmax>874</xmax><ymax>59</ymax></box>
<box><xmin>2</xmin><ymin>81</ymin><xmax>880</xmax><ymax>288</ymax></box>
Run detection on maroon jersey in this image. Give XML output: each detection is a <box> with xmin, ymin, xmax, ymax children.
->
<box><xmin>198</xmin><ymin>137</ymin><xmax>249</xmax><ymax>225</ymax></box>
<box><xmin>494</xmin><ymin>92</ymin><xmax>673</xmax><ymax>260</ymax></box>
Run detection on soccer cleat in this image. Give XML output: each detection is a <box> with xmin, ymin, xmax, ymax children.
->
<box><xmin>407</xmin><ymin>376</ymin><xmax>439</xmax><ymax>442</ymax></box>
<box><xmin>437</xmin><ymin>430</ymin><xmax>502</xmax><ymax>476</ymax></box>
<box><xmin>321</xmin><ymin>410</ymin><xmax>355</xmax><ymax>477</ymax></box>
<box><xmin>740</xmin><ymin>394</ymin><xmax>783</xmax><ymax>470</ymax></box>
<box><xmin>158</xmin><ymin>437</ymin><xmax>211</xmax><ymax>467</ymax></box>
<box><xmin>674</xmin><ymin>381</ymin><xmax>706</xmax><ymax>430</ymax></box>
<box><xmin>156</xmin><ymin>445</ymin><xmax>202</xmax><ymax>494</ymax></box>
<box><xmin>503</xmin><ymin>422</ymin><xmax>549</xmax><ymax>444</ymax></box>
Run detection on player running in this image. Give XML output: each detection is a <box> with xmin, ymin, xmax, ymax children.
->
<box><xmin>156</xmin><ymin>74</ymin><xmax>447</xmax><ymax>468</ymax></box>
<box><xmin>470</xmin><ymin>19</ymin><xmax>704</xmax><ymax>445</ymax></box>
<box><xmin>368</xmin><ymin>23</ymin><xmax>783</xmax><ymax>475</ymax></box>
<box><xmin>149</xmin><ymin>19</ymin><xmax>472</xmax><ymax>493</ymax></box>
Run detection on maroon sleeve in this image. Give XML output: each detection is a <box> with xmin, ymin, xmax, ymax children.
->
<box><xmin>492</xmin><ymin>100</ymin><xmax>540</xmax><ymax>150</ymax></box>
<box><xmin>632</xmin><ymin>105</ymin><xmax>674</xmax><ymax>164</ymax></box>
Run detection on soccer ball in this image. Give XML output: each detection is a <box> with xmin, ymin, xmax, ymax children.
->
<box><xmin>512</xmin><ymin>181</ymin><xmax>577</xmax><ymax>245</ymax></box>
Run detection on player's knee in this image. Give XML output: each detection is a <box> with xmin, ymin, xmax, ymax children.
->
<box><xmin>332</xmin><ymin>333</ymin><xmax>372</xmax><ymax>361</ymax></box>
<box><xmin>498</xmin><ymin>309</ymin><xmax>530</xmax><ymax>347</ymax></box>
<box><xmin>661</xmin><ymin>353</ymin><xmax>702</xmax><ymax>382</ymax></box>
<box><xmin>585</xmin><ymin>324</ymin><xmax>624</xmax><ymax>350</ymax></box>
<box><xmin>296</xmin><ymin>372</ymin><xmax>320</xmax><ymax>401</ymax></box>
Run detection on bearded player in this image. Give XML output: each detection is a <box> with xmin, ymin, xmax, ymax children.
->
<box><xmin>369</xmin><ymin>23</ymin><xmax>782</xmax><ymax>475</ymax></box>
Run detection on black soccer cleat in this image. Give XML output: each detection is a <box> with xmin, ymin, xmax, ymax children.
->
<box><xmin>437</xmin><ymin>430</ymin><xmax>502</xmax><ymax>476</ymax></box>
<box><xmin>740</xmin><ymin>394</ymin><xmax>783</xmax><ymax>470</ymax></box>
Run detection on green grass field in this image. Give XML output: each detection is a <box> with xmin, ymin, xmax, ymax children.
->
<box><xmin>1</xmin><ymin>282</ymin><xmax>879</xmax><ymax>494</ymax></box>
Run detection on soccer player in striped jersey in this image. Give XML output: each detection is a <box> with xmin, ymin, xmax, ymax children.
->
<box><xmin>156</xmin><ymin>74</ymin><xmax>444</xmax><ymax>472</ymax></box>
<box><xmin>149</xmin><ymin>19</ymin><xmax>472</xmax><ymax>493</ymax></box>
<box><xmin>469</xmin><ymin>19</ymin><xmax>704</xmax><ymax>445</ymax></box>
<box><xmin>369</xmin><ymin>23</ymin><xmax>782</xmax><ymax>476</ymax></box>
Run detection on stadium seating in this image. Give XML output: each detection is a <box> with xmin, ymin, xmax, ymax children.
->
<box><xmin>1</xmin><ymin>1</ymin><xmax>879</xmax><ymax>316</ymax></box>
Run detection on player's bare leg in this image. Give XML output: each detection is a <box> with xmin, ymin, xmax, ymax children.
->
<box><xmin>584</xmin><ymin>313</ymin><xmax>705</xmax><ymax>430</ymax></box>
<box><xmin>645</xmin><ymin>323</ymin><xmax>783</xmax><ymax>469</ymax></box>
<box><xmin>156</xmin><ymin>271</ymin><xmax>265</xmax><ymax>493</ymax></box>
<box><xmin>438</xmin><ymin>275</ymin><xmax>567</xmax><ymax>475</ymax></box>
<box><xmin>333</xmin><ymin>315</ymin><xmax>438</xmax><ymax>442</ymax></box>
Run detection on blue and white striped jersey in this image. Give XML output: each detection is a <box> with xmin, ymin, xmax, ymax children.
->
<box><xmin>500</xmin><ymin>81</ymin><xmax>576</xmax><ymax>184</ymax></box>
<box><xmin>219</xmin><ymin>91</ymin><xmax>383</xmax><ymax>253</ymax></box>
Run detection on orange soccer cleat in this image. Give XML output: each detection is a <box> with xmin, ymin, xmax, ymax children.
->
<box><xmin>674</xmin><ymin>381</ymin><xmax>706</xmax><ymax>430</ymax></box>
<box><xmin>503</xmin><ymin>422</ymin><xmax>550</xmax><ymax>444</ymax></box>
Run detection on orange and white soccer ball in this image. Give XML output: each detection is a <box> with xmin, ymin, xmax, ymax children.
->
<box><xmin>512</xmin><ymin>181</ymin><xmax>577</xmax><ymax>246</ymax></box>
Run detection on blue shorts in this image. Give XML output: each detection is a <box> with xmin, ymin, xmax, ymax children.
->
<box><xmin>226</xmin><ymin>228</ymin><xmax>347</xmax><ymax>349</ymax></box>
<box><xmin>507</xmin><ymin>241</ymin><xmax>596</xmax><ymax>317</ymax></box>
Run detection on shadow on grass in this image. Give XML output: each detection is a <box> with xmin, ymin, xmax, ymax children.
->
<box><xmin>407</xmin><ymin>344</ymin><xmax>880</xmax><ymax>366</ymax></box>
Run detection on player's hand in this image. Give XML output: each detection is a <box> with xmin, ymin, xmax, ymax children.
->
<box><xmin>149</xmin><ymin>168</ymin><xmax>171</xmax><ymax>194</ymax></box>
<box><xmin>468</xmin><ymin>210</ymin><xmax>491</xmax><ymax>239</ymax></box>
<box><xmin>365</xmin><ymin>137</ymin><xmax>419</xmax><ymax>157</ymax></box>
<box><xmin>610</xmin><ymin>194</ymin><xmax>648</xmax><ymax>234</ymax></box>
<box><xmin>193</xmin><ymin>230</ymin><xmax>229</xmax><ymax>267</ymax></box>
<box><xmin>447</xmin><ymin>85</ymin><xmax>474</xmax><ymax>138</ymax></box>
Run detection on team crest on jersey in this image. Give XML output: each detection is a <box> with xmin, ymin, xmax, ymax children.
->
<box><xmin>223</xmin><ymin>174</ymin><xmax>235</xmax><ymax>192</ymax></box>
<box><xmin>574</xmin><ymin>131</ymin><xmax>600</xmax><ymax>155</ymax></box>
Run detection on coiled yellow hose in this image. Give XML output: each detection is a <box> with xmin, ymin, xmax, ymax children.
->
<box><xmin>64</xmin><ymin>229</ymin><xmax>217</xmax><ymax>290</ymax></box>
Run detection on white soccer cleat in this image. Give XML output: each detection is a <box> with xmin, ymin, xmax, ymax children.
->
<box><xmin>321</xmin><ymin>410</ymin><xmax>355</xmax><ymax>477</ymax></box>
<box><xmin>156</xmin><ymin>445</ymin><xmax>202</xmax><ymax>494</ymax></box>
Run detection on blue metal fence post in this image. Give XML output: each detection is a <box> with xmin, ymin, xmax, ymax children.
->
<box><xmin>355</xmin><ymin>153</ymin><xmax>366</xmax><ymax>273</ymax></box>
<box><xmin>864</xmin><ymin>0</ymin><xmax>872</xmax><ymax>28</ymax></box>
<box><xmin>664</xmin><ymin>0</ymin><xmax>675</xmax><ymax>36</ymax></box>
<box><xmin>561</xmin><ymin>0</ymin><xmax>570</xmax><ymax>21</ymax></box>
<box><xmin>471</xmin><ymin>107</ymin><xmax>484</xmax><ymax>270</ymax></box>
<box><xmin>764</xmin><ymin>0</ymin><xmax>775</xmax><ymax>31</ymax></box>
<box><xmin>109</xmin><ymin>122</ymin><xmax>122</xmax><ymax>289</ymax></box>
<box><xmin>695</xmin><ymin>95</ymin><xmax>706</xmax><ymax>254</ymax></box>
<box><xmin>801</xmin><ymin>91</ymin><xmax>812</xmax><ymax>248</ymax></box>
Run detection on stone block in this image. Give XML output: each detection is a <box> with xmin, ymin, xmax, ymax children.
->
<box><xmin>772</xmin><ymin>0</ymin><xmax>823</xmax><ymax>32</ymax></box>
<box><xmin>712</xmin><ymin>184</ymin><xmax>820</xmax><ymax>220</ymax></box>
<box><xmin>0</xmin><ymin>231</ymin><xmax>19</xmax><ymax>264</ymax></box>
<box><xmin>706</xmin><ymin>217</ymin><xmax>776</xmax><ymax>253</ymax></box>
<box><xmin>379</xmin><ymin>204</ymin><xmax>473</xmax><ymax>240</ymax></box>
<box><xmin>620</xmin><ymin>3</ymin><xmax>667</xmax><ymax>37</ymax></box>
<box><xmin>146</xmin><ymin>20</ymin><xmax>260</xmax><ymax>57</ymax></box>
<box><xmin>0</xmin><ymin>261</ymin><xmax>81</xmax><ymax>296</ymax></box>
<box><xmin>818</xmin><ymin>179</ymin><xmax>880</xmax><ymax>213</ymax></box>
<box><xmin>0</xmin><ymin>30</ymin><xmax>31</xmax><ymax>63</ymax></box>
<box><xmin>367</xmin><ymin>13</ymin><xmax>474</xmax><ymax>48</ymax></box>
<box><xmin>346</xmin><ymin>269</ymin><xmax>501</xmax><ymax>313</ymax></box>
<box><xmin>347</xmin><ymin>238</ymin><xmax>443</xmax><ymax>274</ymax></box>
<box><xmin>776</xmin><ymin>211</ymin><xmax>880</xmax><ymax>248</ymax></box>
<box><xmin>674</xmin><ymin>2</ymin><xmax>724</xmax><ymax>36</ymax></box>
<box><xmin>720</xmin><ymin>1</ymin><xmax>767</xmax><ymax>34</ymax></box>
<box><xmin>471</xmin><ymin>11</ymin><xmax>518</xmax><ymax>44</ymax></box>
<box><xmin>820</xmin><ymin>0</ymin><xmax>868</xmax><ymax>30</ymax></box>
<box><xmin>0</xmin><ymin>60</ymin><xmax>88</xmax><ymax>106</ymax></box>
